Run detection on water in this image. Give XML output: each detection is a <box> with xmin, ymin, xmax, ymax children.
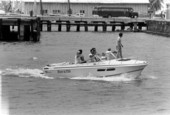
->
<box><xmin>1</xmin><ymin>31</ymin><xmax>170</xmax><ymax>115</ymax></box>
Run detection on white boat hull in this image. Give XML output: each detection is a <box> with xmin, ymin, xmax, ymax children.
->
<box><xmin>43</xmin><ymin>59</ymin><xmax>147</xmax><ymax>79</ymax></box>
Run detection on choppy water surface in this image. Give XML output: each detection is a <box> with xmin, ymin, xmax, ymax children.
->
<box><xmin>1</xmin><ymin>32</ymin><xmax>170</xmax><ymax>115</ymax></box>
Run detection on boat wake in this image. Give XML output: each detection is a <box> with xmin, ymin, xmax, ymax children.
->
<box><xmin>0</xmin><ymin>68</ymin><xmax>53</xmax><ymax>79</ymax></box>
<box><xmin>70</xmin><ymin>73</ymin><xmax>137</xmax><ymax>82</ymax></box>
<box><xmin>0</xmin><ymin>68</ymin><xmax>139</xmax><ymax>82</ymax></box>
<box><xmin>70</xmin><ymin>74</ymin><xmax>158</xmax><ymax>82</ymax></box>
<box><xmin>146</xmin><ymin>75</ymin><xmax>158</xmax><ymax>79</ymax></box>
<box><xmin>141</xmin><ymin>75</ymin><xmax>158</xmax><ymax>80</ymax></box>
<box><xmin>0</xmin><ymin>68</ymin><xmax>156</xmax><ymax>82</ymax></box>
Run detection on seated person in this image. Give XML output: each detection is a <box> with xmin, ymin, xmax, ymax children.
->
<box><xmin>75</xmin><ymin>49</ymin><xmax>86</xmax><ymax>64</ymax></box>
<box><xmin>100</xmin><ymin>53</ymin><xmax>107</xmax><ymax>60</ymax></box>
<box><xmin>88</xmin><ymin>48</ymin><xmax>101</xmax><ymax>62</ymax></box>
<box><xmin>105</xmin><ymin>48</ymin><xmax>116</xmax><ymax>60</ymax></box>
<box><xmin>88</xmin><ymin>54</ymin><xmax>95</xmax><ymax>62</ymax></box>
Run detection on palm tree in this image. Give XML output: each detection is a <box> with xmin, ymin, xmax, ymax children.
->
<box><xmin>149</xmin><ymin>0</ymin><xmax>163</xmax><ymax>12</ymax></box>
<box><xmin>149</xmin><ymin>0</ymin><xmax>164</xmax><ymax>18</ymax></box>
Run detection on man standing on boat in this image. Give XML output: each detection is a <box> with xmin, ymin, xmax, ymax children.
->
<box><xmin>116</xmin><ymin>33</ymin><xmax>123</xmax><ymax>58</ymax></box>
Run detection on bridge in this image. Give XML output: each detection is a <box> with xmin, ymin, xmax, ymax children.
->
<box><xmin>0</xmin><ymin>15</ymin><xmax>169</xmax><ymax>41</ymax></box>
<box><xmin>40</xmin><ymin>16</ymin><xmax>147</xmax><ymax>32</ymax></box>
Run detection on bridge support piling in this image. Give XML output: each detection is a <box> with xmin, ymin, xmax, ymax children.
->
<box><xmin>130</xmin><ymin>23</ymin><xmax>133</xmax><ymax>30</ymax></box>
<box><xmin>30</xmin><ymin>19</ymin><xmax>34</xmax><ymax>40</ymax></box>
<box><xmin>112</xmin><ymin>25</ymin><xmax>115</xmax><ymax>31</ymax></box>
<box><xmin>66</xmin><ymin>21</ymin><xmax>71</xmax><ymax>32</ymax></box>
<box><xmin>0</xmin><ymin>17</ymin><xmax>40</xmax><ymax>42</ymax></box>
<box><xmin>57</xmin><ymin>21</ymin><xmax>62</xmax><ymax>31</ymax></box>
<box><xmin>17</xmin><ymin>19</ymin><xmax>21</xmax><ymax>40</ymax></box>
<box><xmin>121</xmin><ymin>24</ymin><xmax>125</xmax><ymax>31</ymax></box>
<box><xmin>47</xmin><ymin>21</ymin><xmax>51</xmax><ymax>32</ymax></box>
<box><xmin>0</xmin><ymin>19</ymin><xmax>2</xmax><ymax>40</ymax></box>
<box><xmin>18</xmin><ymin>19</ymin><xmax>25</xmax><ymax>41</ymax></box>
<box><xmin>134</xmin><ymin>22</ymin><xmax>138</xmax><ymax>32</ymax></box>
<box><xmin>94</xmin><ymin>24</ymin><xmax>98</xmax><ymax>32</ymax></box>
<box><xmin>102</xmin><ymin>22</ymin><xmax>107</xmax><ymax>32</ymax></box>
<box><xmin>138</xmin><ymin>24</ymin><xmax>142</xmax><ymax>30</ymax></box>
<box><xmin>40</xmin><ymin>21</ymin><xmax>43</xmax><ymax>31</ymax></box>
<box><xmin>24</xmin><ymin>25</ymin><xmax>30</xmax><ymax>41</ymax></box>
<box><xmin>84</xmin><ymin>22</ymin><xmax>88</xmax><ymax>31</ymax></box>
<box><xmin>76</xmin><ymin>23</ymin><xmax>80</xmax><ymax>32</ymax></box>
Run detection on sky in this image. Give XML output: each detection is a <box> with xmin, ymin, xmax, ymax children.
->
<box><xmin>16</xmin><ymin>0</ymin><xmax>150</xmax><ymax>4</ymax></box>
<box><xmin>0</xmin><ymin>0</ymin><xmax>169</xmax><ymax>3</ymax></box>
<box><xmin>0</xmin><ymin>0</ymin><xmax>169</xmax><ymax>11</ymax></box>
<box><xmin>165</xmin><ymin>0</ymin><xmax>170</xmax><ymax>3</ymax></box>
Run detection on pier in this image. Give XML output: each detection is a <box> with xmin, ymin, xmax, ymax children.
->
<box><xmin>0</xmin><ymin>15</ymin><xmax>170</xmax><ymax>41</ymax></box>
<box><xmin>146</xmin><ymin>19</ymin><xmax>170</xmax><ymax>37</ymax></box>
<box><xmin>40</xmin><ymin>16</ymin><xmax>147</xmax><ymax>32</ymax></box>
<box><xmin>0</xmin><ymin>16</ymin><xmax>41</xmax><ymax>41</ymax></box>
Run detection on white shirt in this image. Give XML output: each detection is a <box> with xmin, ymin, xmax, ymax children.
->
<box><xmin>105</xmin><ymin>50</ymin><xmax>116</xmax><ymax>60</ymax></box>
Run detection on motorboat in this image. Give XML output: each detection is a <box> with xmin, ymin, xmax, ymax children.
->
<box><xmin>43</xmin><ymin>58</ymin><xmax>148</xmax><ymax>79</ymax></box>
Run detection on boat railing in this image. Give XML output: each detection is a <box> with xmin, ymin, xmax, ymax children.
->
<box><xmin>48</xmin><ymin>62</ymin><xmax>70</xmax><ymax>66</ymax></box>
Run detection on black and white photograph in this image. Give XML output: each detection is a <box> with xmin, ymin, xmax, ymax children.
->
<box><xmin>0</xmin><ymin>0</ymin><xmax>170</xmax><ymax>115</ymax></box>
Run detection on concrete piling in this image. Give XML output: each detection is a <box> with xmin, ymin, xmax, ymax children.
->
<box><xmin>121</xmin><ymin>24</ymin><xmax>125</xmax><ymax>31</ymax></box>
<box><xmin>0</xmin><ymin>19</ymin><xmax>2</xmax><ymax>40</ymax></box>
<box><xmin>24</xmin><ymin>25</ymin><xmax>31</xmax><ymax>41</ymax></box>
<box><xmin>112</xmin><ymin>25</ymin><xmax>115</xmax><ymax>31</ymax></box>
<box><xmin>17</xmin><ymin>19</ymin><xmax>21</xmax><ymax>40</ymax></box>
<box><xmin>57</xmin><ymin>21</ymin><xmax>62</xmax><ymax>31</ymax></box>
<box><xmin>47</xmin><ymin>21</ymin><xmax>51</xmax><ymax>32</ymax></box>
<box><xmin>0</xmin><ymin>17</ymin><xmax>41</xmax><ymax>41</ymax></box>
<box><xmin>102</xmin><ymin>22</ymin><xmax>107</xmax><ymax>32</ymax></box>
<box><xmin>66</xmin><ymin>21</ymin><xmax>71</xmax><ymax>32</ymax></box>
<box><xmin>40</xmin><ymin>20</ymin><xmax>43</xmax><ymax>31</ymax></box>
<box><xmin>76</xmin><ymin>23</ymin><xmax>80</xmax><ymax>32</ymax></box>
<box><xmin>84</xmin><ymin>22</ymin><xmax>88</xmax><ymax>31</ymax></box>
<box><xmin>133</xmin><ymin>22</ymin><xmax>138</xmax><ymax>32</ymax></box>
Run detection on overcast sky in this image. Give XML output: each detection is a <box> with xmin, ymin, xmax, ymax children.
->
<box><xmin>20</xmin><ymin>0</ymin><xmax>150</xmax><ymax>3</ymax></box>
<box><xmin>21</xmin><ymin>0</ymin><xmax>169</xmax><ymax>3</ymax></box>
<box><xmin>1</xmin><ymin>0</ymin><xmax>169</xmax><ymax>4</ymax></box>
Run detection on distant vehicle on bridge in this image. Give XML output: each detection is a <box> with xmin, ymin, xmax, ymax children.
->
<box><xmin>92</xmin><ymin>7</ymin><xmax>138</xmax><ymax>18</ymax></box>
<box><xmin>72</xmin><ymin>13</ymin><xmax>85</xmax><ymax>17</ymax></box>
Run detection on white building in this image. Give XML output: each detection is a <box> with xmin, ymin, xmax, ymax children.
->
<box><xmin>22</xmin><ymin>0</ymin><xmax>149</xmax><ymax>17</ymax></box>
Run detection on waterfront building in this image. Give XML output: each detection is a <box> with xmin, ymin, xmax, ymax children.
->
<box><xmin>22</xmin><ymin>0</ymin><xmax>149</xmax><ymax>17</ymax></box>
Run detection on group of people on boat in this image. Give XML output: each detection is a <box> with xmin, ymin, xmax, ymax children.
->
<box><xmin>75</xmin><ymin>33</ymin><xmax>123</xmax><ymax>64</ymax></box>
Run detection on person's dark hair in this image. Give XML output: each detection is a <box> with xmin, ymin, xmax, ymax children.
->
<box><xmin>119</xmin><ymin>33</ymin><xmax>123</xmax><ymax>37</ymax></box>
<box><xmin>91</xmin><ymin>48</ymin><xmax>96</xmax><ymax>51</ymax></box>
<box><xmin>90</xmin><ymin>48</ymin><xmax>96</xmax><ymax>54</ymax></box>
<box><xmin>79</xmin><ymin>49</ymin><xmax>82</xmax><ymax>54</ymax></box>
<box><xmin>108</xmin><ymin>48</ymin><xmax>111</xmax><ymax>51</ymax></box>
<box><xmin>90</xmin><ymin>49</ymin><xmax>92</xmax><ymax>53</ymax></box>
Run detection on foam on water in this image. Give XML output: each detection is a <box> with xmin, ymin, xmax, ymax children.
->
<box><xmin>0</xmin><ymin>68</ymin><xmax>156</xmax><ymax>82</ymax></box>
<box><xmin>0</xmin><ymin>70</ymin><xmax>2</xmax><ymax>76</ymax></box>
<box><xmin>0</xmin><ymin>68</ymin><xmax>53</xmax><ymax>79</ymax></box>
<box><xmin>147</xmin><ymin>75</ymin><xmax>158</xmax><ymax>79</ymax></box>
<box><xmin>141</xmin><ymin>75</ymin><xmax>158</xmax><ymax>81</ymax></box>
